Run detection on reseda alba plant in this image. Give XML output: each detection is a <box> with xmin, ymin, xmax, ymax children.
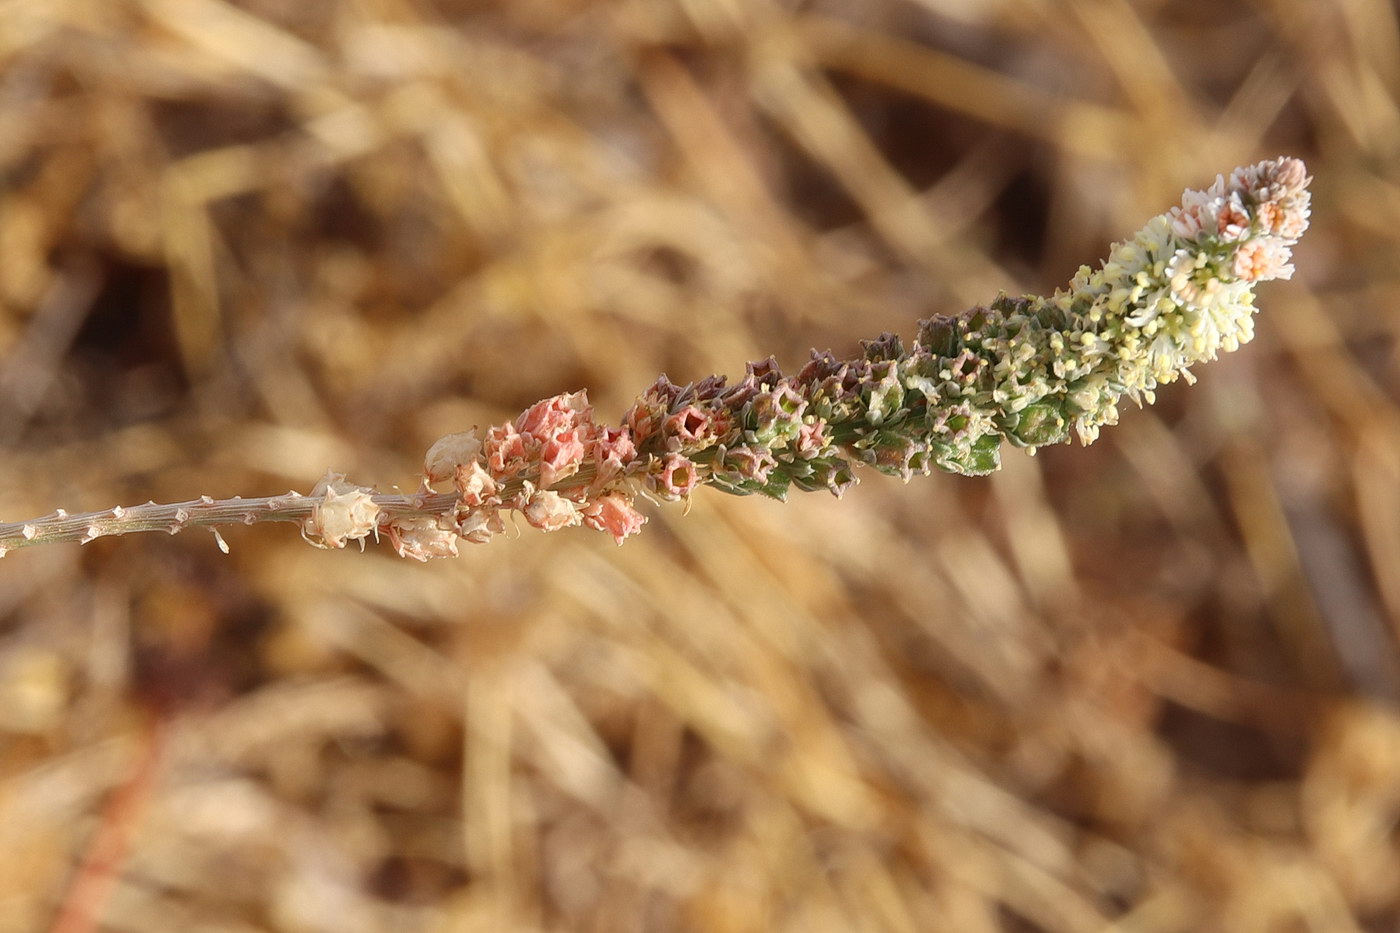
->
<box><xmin>0</xmin><ymin>158</ymin><xmax>1311</xmax><ymax>560</ymax></box>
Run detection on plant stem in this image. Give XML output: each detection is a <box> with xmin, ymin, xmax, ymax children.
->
<box><xmin>0</xmin><ymin>490</ymin><xmax>459</xmax><ymax>555</ymax></box>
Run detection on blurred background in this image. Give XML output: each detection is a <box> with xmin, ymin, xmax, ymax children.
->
<box><xmin>0</xmin><ymin>0</ymin><xmax>1397</xmax><ymax>930</ymax></box>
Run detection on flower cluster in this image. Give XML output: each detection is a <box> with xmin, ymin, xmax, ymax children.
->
<box><xmin>398</xmin><ymin>392</ymin><xmax>647</xmax><ymax>555</ymax></box>
<box><xmin>382</xmin><ymin>158</ymin><xmax>1309</xmax><ymax>559</ymax></box>
<box><xmin>0</xmin><ymin>158</ymin><xmax>1310</xmax><ymax>561</ymax></box>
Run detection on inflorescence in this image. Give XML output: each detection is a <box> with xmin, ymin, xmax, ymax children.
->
<box><xmin>0</xmin><ymin>158</ymin><xmax>1311</xmax><ymax>559</ymax></box>
<box><xmin>352</xmin><ymin>156</ymin><xmax>1312</xmax><ymax>559</ymax></box>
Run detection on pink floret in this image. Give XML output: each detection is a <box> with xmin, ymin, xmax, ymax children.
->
<box><xmin>656</xmin><ymin>453</ymin><xmax>699</xmax><ymax>499</ymax></box>
<box><xmin>539</xmin><ymin>428</ymin><xmax>588</xmax><ymax>488</ymax></box>
<box><xmin>581</xmin><ymin>493</ymin><xmax>647</xmax><ymax>545</ymax></box>
<box><xmin>485</xmin><ymin>423</ymin><xmax>528</xmax><ymax>478</ymax></box>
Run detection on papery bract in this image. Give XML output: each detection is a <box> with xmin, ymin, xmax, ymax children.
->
<box><xmin>581</xmin><ymin>493</ymin><xmax>647</xmax><ymax>545</ymax></box>
<box><xmin>522</xmin><ymin>489</ymin><xmax>581</xmax><ymax>532</ymax></box>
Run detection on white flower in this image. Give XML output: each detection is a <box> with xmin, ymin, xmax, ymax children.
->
<box><xmin>302</xmin><ymin>472</ymin><xmax>380</xmax><ymax>549</ymax></box>
<box><xmin>386</xmin><ymin>516</ymin><xmax>460</xmax><ymax>561</ymax></box>
<box><xmin>521</xmin><ymin>489</ymin><xmax>581</xmax><ymax>532</ymax></box>
<box><xmin>423</xmin><ymin>430</ymin><xmax>483</xmax><ymax>485</ymax></box>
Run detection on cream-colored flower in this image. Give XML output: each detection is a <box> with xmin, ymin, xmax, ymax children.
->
<box><xmin>454</xmin><ymin>460</ymin><xmax>497</xmax><ymax>508</ymax></box>
<box><xmin>302</xmin><ymin>472</ymin><xmax>380</xmax><ymax>549</ymax></box>
<box><xmin>422</xmin><ymin>430</ymin><xmax>482</xmax><ymax>485</ymax></box>
<box><xmin>386</xmin><ymin>516</ymin><xmax>460</xmax><ymax>561</ymax></box>
<box><xmin>521</xmin><ymin>489</ymin><xmax>581</xmax><ymax>532</ymax></box>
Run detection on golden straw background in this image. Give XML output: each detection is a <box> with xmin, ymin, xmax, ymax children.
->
<box><xmin>0</xmin><ymin>1</ymin><xmax>1397</xmax><ymax>931</ymax></box>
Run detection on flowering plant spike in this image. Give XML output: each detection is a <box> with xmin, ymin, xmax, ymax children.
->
<box><xmin>0</xmin><ymin>158</ymin><xmax>1311</xmax><ymax>559</ymax></box>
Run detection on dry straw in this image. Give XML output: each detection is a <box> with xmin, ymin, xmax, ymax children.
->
<box><xmin>0</xmin><ymin>158</ymin><xmax>1310</xmax><ymax>560</ymax></box>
